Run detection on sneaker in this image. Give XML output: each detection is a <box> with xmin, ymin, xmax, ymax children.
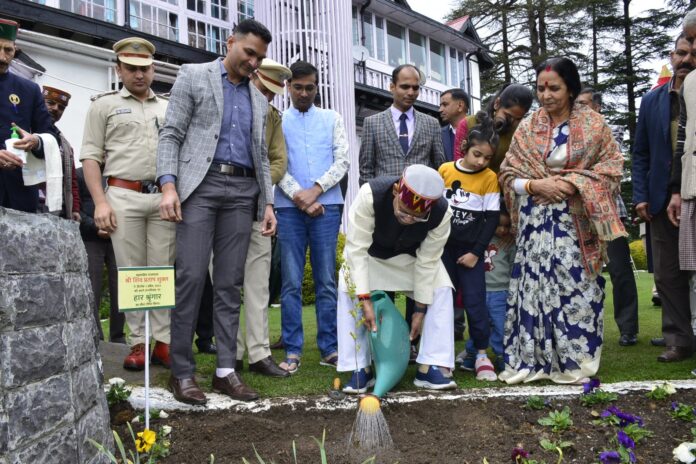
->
<box><xmin>414</xmin><ymin>365</ymin><xmax>457</xmax><ymax>390</ymax></box>
<box><xmin>342</xmin><ymin>368</ymin><xmax>375</xmax><ymax>394</ymax></box>
<box><xmin>475</xmin><ymin>356</ymin><xmax>497</xmax><ymax>381</ymax></box>
<box><xmin>456</xmin><ymin>351</ymin><xmax>476</xmax><ymax>372</ymax></box>
<box><xmin>123</xmin><ymin>343</ymin><xmax>146</xmax><ymax>371</ymax></box>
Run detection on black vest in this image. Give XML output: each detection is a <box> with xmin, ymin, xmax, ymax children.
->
<box><xmin>367</xmin><ymin>176</ymin><xmax>448</xmax><ymax>260</ymax></box>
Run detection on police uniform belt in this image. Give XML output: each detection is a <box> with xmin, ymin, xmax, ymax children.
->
<box><xmin>107</xmin><ymin>177</ymin><xmax>160</xmax><ymax>193</ymax></box>
<box><xmin>209</xmin><ymin>162</ymin><xmax>255</xmax><ymax>178</ymax></box>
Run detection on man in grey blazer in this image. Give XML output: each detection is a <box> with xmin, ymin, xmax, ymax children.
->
<box><xmin>157</xmin><ymin>19</ymin><xmax>276</xmax><ymax>405</ymax></box>
<box><xmin>358</xmin><ymin>64</ymin><xmax>446</xmax><ymax>185</ymax></box>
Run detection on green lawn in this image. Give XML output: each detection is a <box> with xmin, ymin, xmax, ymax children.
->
<box><xmin>104</xmin><ymin>272</ymin><xmax>695</xmax><ymax>396</ymax></box>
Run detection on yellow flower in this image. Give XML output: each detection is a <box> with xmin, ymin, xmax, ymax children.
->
<box><xmin>135</xmin><ymin>429</ymin><xmax>156</xmax><ymax>453</ymax></box>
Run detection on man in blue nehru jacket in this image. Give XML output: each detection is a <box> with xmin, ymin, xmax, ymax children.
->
<box><xmin>275</xmin><ymin>60</ymin><xmax>349</xmax><ymax>374</ymax></box>
<box><xmin>0</xmin><ymin>18</ymin><xmax>55</xmax><ymax>212</ymax></box>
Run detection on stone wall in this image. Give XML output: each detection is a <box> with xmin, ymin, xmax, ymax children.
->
<box><xmin>0</xmin><ymin>208</ymin><xmax>113</xmax><ymax>464</ymax></box>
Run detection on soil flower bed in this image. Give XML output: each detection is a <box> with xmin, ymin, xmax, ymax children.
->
<box><xmin>107</xmin><ymin>382</ymin><xmax>696</xmax><ymax>463</ymax></box>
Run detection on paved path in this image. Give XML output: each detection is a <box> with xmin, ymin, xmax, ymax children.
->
<box><xmin>100</xmin><ymin>341</ymin><xmax>169</xmax><ymax>386</ymax></box>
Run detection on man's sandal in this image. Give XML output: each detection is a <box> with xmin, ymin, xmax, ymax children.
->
<box><xmin>279</xmin><ymin>357</ymin><xmax>301</xmax><ymax>374</ymax></box>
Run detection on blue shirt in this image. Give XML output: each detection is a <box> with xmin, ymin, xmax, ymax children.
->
<box><xmin>213</xmin><ymin>60</ymin><xmax>253</xmax><ymax>168</ymax></box>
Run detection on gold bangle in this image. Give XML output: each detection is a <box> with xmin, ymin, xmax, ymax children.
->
<box><xmin>525</xmin><ymin>180</ymin><xmax>535</xmax><ymax>195</ymax></box>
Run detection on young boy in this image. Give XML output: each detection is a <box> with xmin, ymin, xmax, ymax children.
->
<box><xmin>457</xmin><ymin>207</ymin><xmax>515</xmax><ymax>372</ymax></box>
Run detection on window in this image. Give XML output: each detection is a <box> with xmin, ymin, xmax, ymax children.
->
<box><xmin>408</xmin><ymin>30</ymin><xmax>426</xmax><ymax>77</ymax></box>
<box><xmin>60</xmin><ymin>0</ymin><xmax>116</xmax><ymax>23</ymax></box>
<box><xmin>130</xmin><ymin>1</ymin><xmax>178</xmax><ymax>41</ymax></box>
<box><xmin>352</xmin><ymin>7</ymin><xmax>359</xmax><ymax>46</ymax></box>
<box><xmin>458</xmin><ymin>51</ymin><xmax>467</xmax><ymax>88</ymax></box>
<box><xmin>187</xmin><ymin>0</ymin><xmax>205</xmax><ymax>14</ymax></box>
<box><xmin>188</xmin><ymin>19</ymin><xmax>207</xmax><ymax>50</ymax></box>
<box><xmin>362</xmin><ymin>12</ymin><xmax>373</xmax><ymax>58</ymax></box>
<box><xmin>449</xmin><ymin>47</ymin><xmax>458</xmax><ymax>86</ymax></box>
<box><xmin>375</xmin><ymin>16</ymin><xmax>385</xmax><ymax>62</ymax></box>
<box><xmin>386</xmin><ymin>21</ymin><xmax>405</xmax><ymax>68</ymax></box>
<box><xmin>211</xmin><ymin>0</ymin><xmax>228</xmax><ymax>21</ymax></box>
<box><xmin>238</xmin><ymin>0</ymin><xmax>254</xmax><ymax>21</ymax></box>
<box><xmin>207</xmin><ymin>24</ymin><xmax>229</xmax><ymax>55</ymax></box>
<box><xmin>429</xmin><ymin>39</ymin><xmax>445</xmax><ymax>83</ymax></box>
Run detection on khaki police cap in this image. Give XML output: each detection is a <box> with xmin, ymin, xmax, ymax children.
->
<box><xmin>256</xmin><ymin>58</ymin><xmax>292</xmax><ymax>96</ymax></box>
<box><xmin>113</xmin><ymin>37</ymin><xmax>155</xmax><ymax>66</ymax></box>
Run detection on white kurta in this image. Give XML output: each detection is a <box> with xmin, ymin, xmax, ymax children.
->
<box><xmin>339</xmin><ymin>183</ymin><xmax>453</xmax><ymax>304</ymax></box>
<box><xmin>337</xmin><ymin>183</ymin><xmax>455</xmax><ymax>372</ymax></box>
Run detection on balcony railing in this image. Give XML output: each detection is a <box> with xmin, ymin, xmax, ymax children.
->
<box><xmin>354</xmin><ymin>61</ymin><xmax>441</xmax><ymax>107</ymax></box>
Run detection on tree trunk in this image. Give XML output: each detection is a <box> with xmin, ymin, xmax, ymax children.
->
<box><xmin>623</xmin><ymin>0</ymin><xmax>636</xmax><ymax>145</ymax></box>
<box><xmin>527</xmin><ymin>0</ymin><xmax>540</xmax><ymax>68</ymax></box>
<box><xmin>591</xmin><ymin>1</ymin><xmax>598</xmax><ymax>85</ymax></box>
<box><xmin>539</xmin><ymin>0</ymin><xmax>547</xmax><ymax>56</ymax></box>
<box><xmin>501</xmin><ymin>0</ymin><xmax>512</xmax><ymax>82</ymax></box>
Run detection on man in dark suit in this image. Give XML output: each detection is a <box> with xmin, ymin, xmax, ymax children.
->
<box><xmin>157</xmin><ymin>19</ymin><xmax>276</xmax><ymax>405</ymax></box>
<box><xmin>633</xmin><ymin>32</ymin><xmax>696</xmax><ymax>361</ymax></box>
<box><xmin>0</xmin><ymin>19</ymin><xmax>55</xmax><ymax>212</ymax></box>
<box><xmin>358</xmin><ymin>64</ymin><xmax>445</xmax><ymax>185</ymax></box>
<box><xmin>439</xmin><ymin>89</ymin><xmax>469</xmax><ymax>162</ymax></box>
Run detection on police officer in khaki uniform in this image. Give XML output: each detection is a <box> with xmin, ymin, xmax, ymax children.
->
<box><xmin>80</xmin><ymin>37</ymin><xmax>173</xmax><ymax>371</ymax></box>
<box><xmin>234</xmin><ymin>58</ymin><xmax>290</xmax><ymax>377</ymax></box>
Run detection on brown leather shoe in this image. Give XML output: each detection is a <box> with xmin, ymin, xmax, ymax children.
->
<box><xmin>212</xmin><ymin>372</ymin><xmax>259</xmax><ymax>401</ymax></box>
<box><xmin>169</xmin><ymin>376</ymin><xmax>207</xmax><ymax>405</ymax></box>
<box><xmin>249</xmin><ymin>356</ymin><xmax>290</xmax><ymax>378</ymax></box>
<box><xmin>270</xmin><ymin>336</ymin><xmax>284</xmax><ymax>350</ymax></box>
<box><xmin>123</xmin><ymin>343</ymin><xmax>146</xmax><ymax>371</ymax></box>
<box><xmin>657</xmin><ymin>346</ymin><xmax>694</xmax><ymax>362</ymax></box>
<box><xmin>151</xmin><ymin>341</ymin><xmax>171</xmax><ymax>368</ymax></box>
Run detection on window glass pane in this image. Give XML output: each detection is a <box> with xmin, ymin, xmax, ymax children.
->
<box><xmin>429</xmin><ymin>38</ymin><xmax>445</xmax><ymax>83</ymax></box>
<box><xmin>362</xmin><ymin>13</ymin><xmax>373</xmax><ymax>58</ymax></box>
<box><xmin>449</xmin><ymin>48</ymin><xmax>457</xmax><ymax>86</ymax></box>
<box><xmin>386</xmin><ymin>21</ymin><xmax>405</xmax><ymax>67</ymax></box>
<box><xmin>408</xmin><ymin>30</ymin><xmax>426</xmax><ymax>77</ymax></box>
<box><xmin>458</xmin><ymin>51</ymin><xmax>466</xmax><ymax>88</ymax></box>
<box><xmin>375</xmin><ymin>16</ymin><xmax>385</xmax><ymax>62</ymax></box>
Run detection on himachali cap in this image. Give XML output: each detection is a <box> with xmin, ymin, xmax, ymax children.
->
<box><xmin>113</xmin><ymin>37</ymin><xmax>155</xmax><ymax>66</ymax></box>
<box><xmin>256</xmin><ymin>58</ymin><xmax>292</xmax><ymax>95</ymax></box>
<box><xmin>42</xmin><ymin>86</ymin><xmax>72</xmax><ymax>107</ymax></box>
<box><xmin>397</xmin><ymin>164</ymin><xmax>444</xmax><ymax>213</ymax></box>
<box><xmin>0</xmin><ymin>19</ymin><xmax>18</xmax><ymax>41</ymax></box>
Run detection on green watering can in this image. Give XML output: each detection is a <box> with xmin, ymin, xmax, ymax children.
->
<box><xmin>369</xmin><ymin>291</ymin><xmax>411</xmax><ymax>398</ymax></box>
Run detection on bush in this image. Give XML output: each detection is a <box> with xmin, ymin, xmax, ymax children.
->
<box><xmin>302</xmin><ymin>233</ymin><xmax>346</xmax><ymax>305</ymax></box>
<box><xmin>629</xmin><ymin>239</ymin><xmax>647</xmax><ymax>270</ymax></box>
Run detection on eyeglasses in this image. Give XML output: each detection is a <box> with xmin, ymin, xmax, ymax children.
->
<box><xmin>394</xmin><ymin>199</ymin><xmax>429</xmax><ymax>223</ymax></box>
<box><xmin>291</xmin><ymin>84</ymin><xmax>317</xmax><ymax>93</ymax></box>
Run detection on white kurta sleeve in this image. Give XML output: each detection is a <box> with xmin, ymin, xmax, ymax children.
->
<box><xmin>344</xmin><ymin>183</ymin><xmax>376</xmax><ymax>296</ymax></box>
<box><xmin>413</xmin><ymin>207</ymin><xmax>452</xmax><ymax>304</ymax></box>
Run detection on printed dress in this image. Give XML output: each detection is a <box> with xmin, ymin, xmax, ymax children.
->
<box><xmin>498</xmin><ymin>122</ymin><xmax>606</xmax><ymax>385</ymax></box>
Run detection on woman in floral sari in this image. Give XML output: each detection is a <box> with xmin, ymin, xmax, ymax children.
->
<box><xmin>498</xmin><ymin>57</ymin><xmax>626</xmax><ymax>384</ymax></box>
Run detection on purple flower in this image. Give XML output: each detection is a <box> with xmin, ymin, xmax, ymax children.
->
<box><xmin>628</xmin><ymin>450</ymin><xmax>636</xmax><ymax>463</ymax></box>
<box><xmin>601</xmin><ymin>406</ymin><xmax>643</xmax><ymax>427</ymax></box>
<box><xmin>511</xmin><ymin>447</ymin><xmax>529</xmax><ymax>462</ymax></box>
<box><xmin>583</xmin><ymin>377</ymin><xmax>601</xmax><ymax>394</ymax></box>
<box><xmin>672</xmin><ymin>401</ymin><xmax>680</xmax><ymax>411</ymax></box>
<box><xmin>617</xmin><ymin>430</ymin><xmax>635</xmax><ymax>449</ymax></box>
<box><xmin>599</xmin><ymin>450</ymin><xmax>621</xmax><ymax>464</ymax></box>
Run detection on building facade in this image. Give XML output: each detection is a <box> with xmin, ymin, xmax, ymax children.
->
<box><xmin>5</xmin><ymin>0</ymin><xmax>490</xmax><ymax>214</ymax></box>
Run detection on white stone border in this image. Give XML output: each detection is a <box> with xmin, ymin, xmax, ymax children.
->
<box><xmin>114</xmin><ymin>378</ymin><xmax>696</xmax><ymax>414</ymax></box>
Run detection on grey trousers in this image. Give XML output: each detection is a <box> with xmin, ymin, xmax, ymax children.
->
<box><xmin>651</xmin><ymin>210</ymin><xmax>694</xmax><ymax>348</ymax></box>
<box><xmin>170</xmin><ymin>171</ymin><xmax>259</xmax><ymax>379</ymax></box>
<box><xmin>84</xmin><ymin>238</ymin><xmax>124</xmax><ymax>341</ymax></box>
